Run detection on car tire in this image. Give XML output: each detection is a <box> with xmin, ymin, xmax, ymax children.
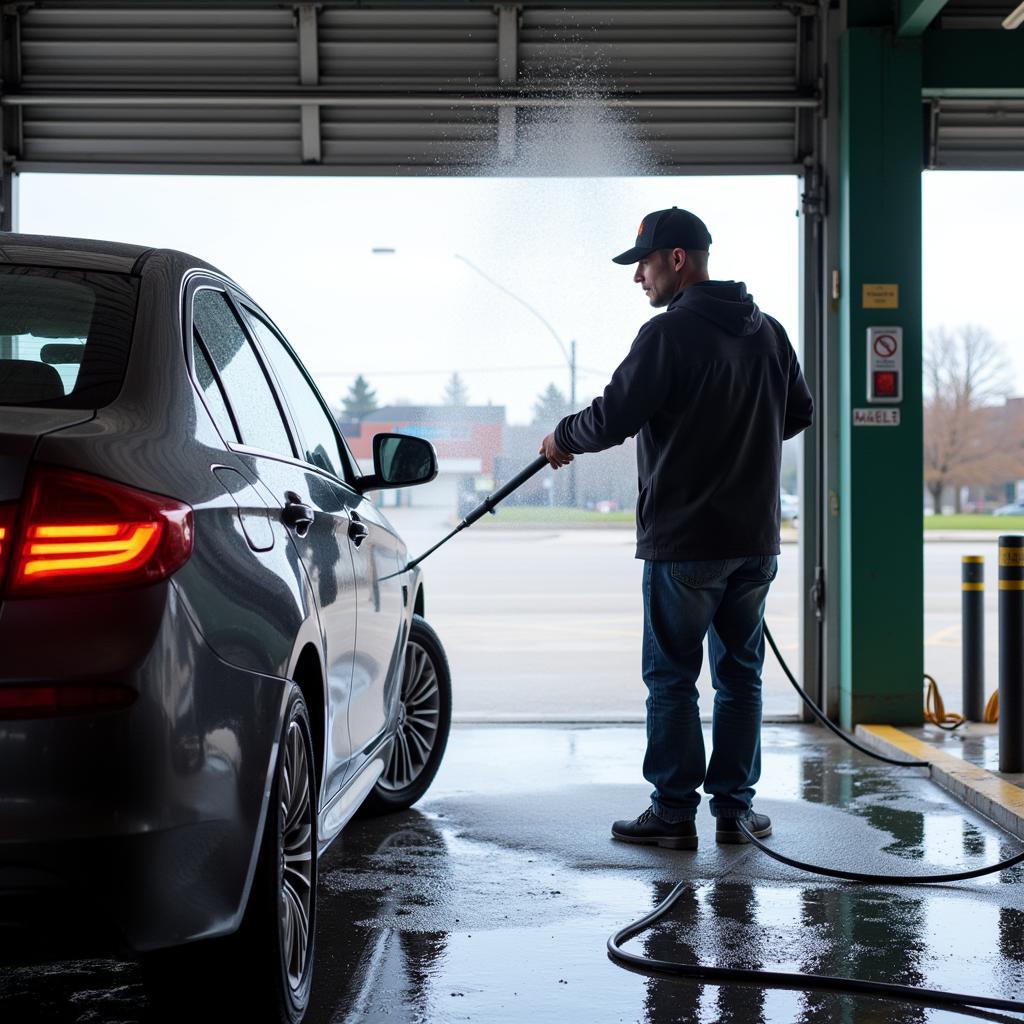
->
<box><xmin>142</xmin><ymin>687</ymin><xmax>318</xmax><ymax>1024</ymax></box>
<box><xmin>360</xmin><ymin>615</ymin><xmax>452</xmax><ymax>816</ymax></box>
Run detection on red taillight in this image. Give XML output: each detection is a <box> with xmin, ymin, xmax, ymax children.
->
<box><xmin>0</xmin><ymin>502</ymin><xmax>15</xmax><ymax>585</ymax></box>
<box><xmin>6</xmin><ymin>465</ymin><xmax>193</xmax><ymax>594</ymax></box>
<box><xmin>0</xmin><ymin>684</ymin><xmax>137</xmax><ymax>719</ymax></box>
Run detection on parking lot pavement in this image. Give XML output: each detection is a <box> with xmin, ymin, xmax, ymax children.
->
<box><xmin>3</xmin><ymin>723</ymin><xmax>1023</xmax><ymax>1023</ymax></box>
<box><xmin>386</xmin><ymin>507</ymin><xmax>995</xmax><ymax>721</ymax></box>
<box><xmin>388</xmin><ymin>507</ymin><xmax>801</xmax><ymax>720</ymax></box>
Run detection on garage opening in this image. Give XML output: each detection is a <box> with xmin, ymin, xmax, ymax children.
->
<box><xmin>921</xmin><ymin>169</ymin><xmax>1024</xmax><ymax>720</ymax></box>
<box><xmin>3</xmin><ymin>0</ymin><xmax>820</xmax><ymax>719</ymax></box>
<box><xmin>19</xmin><ymin>150</ymin><xmax>804</xmax><ymax>720</ymax></box>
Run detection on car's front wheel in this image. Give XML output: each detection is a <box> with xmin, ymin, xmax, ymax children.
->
<box><xmin>142</xmin><ymin>687</ymin><xmax>317</xmax><ymax>1023</ymax></box>
<box><xmin>360</xmin><ymin>615</ymin><xmax>451</xmax><ymax>816</ymax></box>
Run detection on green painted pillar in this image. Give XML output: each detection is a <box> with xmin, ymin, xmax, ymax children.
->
<box><xmin>838</xmin><ymin>28</ymin><xmax>924</xmax><ymax>726</ymax></box>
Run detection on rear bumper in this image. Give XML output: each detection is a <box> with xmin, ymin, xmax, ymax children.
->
<box><xmin>0</xmin><ymin>585</ymin><xmax>289</xmax><ymax>953</ymax></box>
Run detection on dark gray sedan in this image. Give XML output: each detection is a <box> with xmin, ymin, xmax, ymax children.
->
<box><xmin>0</xmin><ymin>234</ymin><xmax>452</xmax><ymax>1023</ymax></box>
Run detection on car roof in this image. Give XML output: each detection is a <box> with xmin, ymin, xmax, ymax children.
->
<box><xmin>0</xmin><ymin>232</ymin><xmax>224</xmax><ymax>279</ymax></box>
<box><xmin>0</xmin><ymin>232</ymin><xmax>155</xmax><ymax>273</ymax></box>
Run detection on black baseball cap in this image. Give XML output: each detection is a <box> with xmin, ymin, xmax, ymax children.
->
<box><xmin>612</xmin><ymin>207</ymin><xmax>712</xmax><ymax>264</ymax></box>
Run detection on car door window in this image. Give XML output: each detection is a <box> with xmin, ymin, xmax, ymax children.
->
<box><xmin>191</xmin><ymin>332</ymin><xmax>239</xmax><ymax>442</ymax></box>
<box><xmin>241</xmin><ymin>307</ymin><xmax>349</xmax><ymax>480</ymax></box>
<box><xmin>192</xmin><ymin>288</ymin><xmax>293</xmax><ymax>458</ymax></box>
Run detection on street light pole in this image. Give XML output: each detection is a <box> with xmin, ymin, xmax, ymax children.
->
<box><xmin>453</xmin><ymin>253</ymin><xmax>579</xmax><ymax>506</ymax></box>
<box><xmin>569</xmin><ymin>339</ymin><xmax>577</xmax><ymax>507</ymax></box>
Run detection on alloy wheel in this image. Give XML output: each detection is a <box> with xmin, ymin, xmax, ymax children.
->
<box><xmin>279</xmin><ymin>716</ymin><xmax>314</xmax><ymax>991</ymax></box>
<box><xmin>380</xmin><ymin>640</ymin><xmax>441</xmax><ymax>791</ymax></box>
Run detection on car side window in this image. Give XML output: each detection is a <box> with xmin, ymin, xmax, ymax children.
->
<box><xmin>192</xmin><ymin>288</ymin><xmax>294</xmax><ymax>459</ymax></box>
<box><xmin>191</xmin><ymin>332</ymin><xmax>239</xmax><ymax>442</ymax></box>
<box><xmin>241</xmin><ymin>307</ymin><xmax>349</xmax><ymax>480</ymax></box>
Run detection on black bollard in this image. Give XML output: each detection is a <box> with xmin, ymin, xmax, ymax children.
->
<box><xmin>999</xmin><ymin>536</ymin><xmax>1024</xmax><ymax>773</ymax></box>
<box><xmin>962</xmin><ymin>556</ymin><xmax>985</xmax><ymax>722</ymax></box>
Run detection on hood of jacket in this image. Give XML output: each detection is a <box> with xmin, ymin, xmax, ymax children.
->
<box><xmin>668</xmin><ymin>280</ymin><xmax>764</xmax><ymax>336</ymax></box>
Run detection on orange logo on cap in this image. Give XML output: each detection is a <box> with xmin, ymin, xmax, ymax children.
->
<box><xmin>636</xmin><ymin>221</ymin><xmax>645</xmax><ymax>237</ymax></box>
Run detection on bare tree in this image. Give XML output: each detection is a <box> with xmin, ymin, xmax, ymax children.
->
<box><xmin>924</xmin><ymin>325</ymin><xmax>1019</xmax><ymax>513</ymax></box>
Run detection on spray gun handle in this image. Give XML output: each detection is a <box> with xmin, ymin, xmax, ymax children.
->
<box><xmin>398</xmin><ymin>456</ymin><xmax>553</xmax><ymax>576</ymax></box>
<box><xmin>461</xmin><ymin>455</ymin><xmax>550</xmax><ymax>527</ymax></box>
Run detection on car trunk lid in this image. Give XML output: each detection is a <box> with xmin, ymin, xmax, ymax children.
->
<box><xmin>0</xmin><ymin>407</ymin><xmax>93</xmax><ymax>500</ymax></box>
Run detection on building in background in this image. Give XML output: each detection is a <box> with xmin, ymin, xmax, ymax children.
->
<box><xmin>937</xmin><ymin>395</ymin><xmax>1024</xmax><ymax>514</ymax></box>
<box><xmin>340</xmin><ymin>405</ymin><xmax>505</xmax><ymax>509</ymax></box>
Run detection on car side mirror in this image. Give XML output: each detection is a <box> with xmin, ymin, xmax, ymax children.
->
<box><xmin>358</xmin><ymin>433</ymin><xmax>438</xmax><ymax>492</ymax></box>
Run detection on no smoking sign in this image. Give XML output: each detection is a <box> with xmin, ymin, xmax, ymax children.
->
<box><xmin>867</xmin><ymin>326</ymin><xmax>902</xmax><ymax>404</ymax></box>
<box><xmin>873</xmin><ymin>334</ymin><xmax>898</xmax><ymax>359</ymax></box>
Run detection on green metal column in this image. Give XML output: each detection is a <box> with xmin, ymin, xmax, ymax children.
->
<box><xmin>838</xmin><ymin>28</ymin><xmax>923</xmax><ymax>726</ymax></box>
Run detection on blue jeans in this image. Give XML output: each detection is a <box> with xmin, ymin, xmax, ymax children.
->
<box><xmin>641</xmin><ymin>556</ymin><xmax>777</xmax><ymax>822</ymax></box>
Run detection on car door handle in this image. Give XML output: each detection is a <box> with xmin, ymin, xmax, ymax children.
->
<box><xmin>348</xmin><ymin>515</ymin><xmax>369</xmax><ymax>547</ymax></box>
<box><xmin>282</xmin><ymin>491</ymin><xmax>314</xmax><ymax>537</ymax></box>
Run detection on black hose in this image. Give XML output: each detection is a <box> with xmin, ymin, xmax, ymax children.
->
<box><xmin>608</xmin><ymin>619</ymin><xmax>1024</xmax><ymax>1016</ymax></box>
<box><xmin>763</xmin><ymin>624</ymin><xmax>930</xmax><ymax>768</ymax></box>
<box><xmin>736</xmin><ymin>819</ymin><xmax>1024</xmax><ymax>884</ymax></box>
<box><xmin>732</xmin><ymin>628</ymin><xmax>1024</xmax><ymax>883</ymax></box>
<box><xmin>608</xmin><ymin>880</ymin><xmax>1024</xmax><ymax>1018</ymax></box>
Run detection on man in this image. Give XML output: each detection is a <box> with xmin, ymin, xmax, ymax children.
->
<box><xmin>540</xmin><ymin>207</ymin><xmax>813</xmax><ymax>849</ymax></box>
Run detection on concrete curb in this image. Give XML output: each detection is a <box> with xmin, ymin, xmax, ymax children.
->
<box><xmin>448</xmin><ymin>521</ymin><xmax>1004</xmax><ymax>541</ymax></box>
<box><xmin>452</xmin><ymin>713</ymin><xmax>803</xmax><ymax>725</ymax></box>
<box><xmin>468</xmin><ymin>522</ymin><xmax>803</xmax><ymax>542</ymax></box>
<box><xmin>924</xmin><ymin>531</ymin><xmax>1021</xmax><ymax>542</ymax></box>
<box><xmin>472</xmin><ymin>521</ymin><xmax>636</xmax><ymax>530</ymax></box>
<box><xmin>855</xmin><ymin>724</ymin><xmax>1024</xmax><ymax>839</ymax></box>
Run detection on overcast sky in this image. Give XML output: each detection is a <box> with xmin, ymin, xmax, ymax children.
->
<box><xmin>16</xmin><ymin>166</ymin><xmax>1022</xmax><ymax>426</ymax></box>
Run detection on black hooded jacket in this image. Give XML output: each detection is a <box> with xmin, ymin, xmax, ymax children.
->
<box><xmin>553</xmin><ymin>280</ymin><xmax>813</xmax><ymax>560</ymax></box>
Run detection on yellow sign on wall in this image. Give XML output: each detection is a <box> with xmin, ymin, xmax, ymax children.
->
<box><xmin>862</xmin><ymin>284</ymin><xmax>899</xmax><ymax>309</ymax></box>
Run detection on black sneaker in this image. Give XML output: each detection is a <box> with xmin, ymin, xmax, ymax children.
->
<box><xmin>715</xmin><ymin>811</ymin><xmax>772</xmax><ymax>844</ymax></box>
<box><xmin>611</xmin><ymin>807</ymin><xmax>698</xmax><ymax>850</ymax></box>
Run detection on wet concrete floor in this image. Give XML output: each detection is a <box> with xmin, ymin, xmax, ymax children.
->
<box><xmin>3</xmin><ymin>724</ymin><xmax>1024</xmax><ymax>1023</ymax></box>
<box><xmin>902</xmin><ymin>722</ymin><xmax>1024</xmax><ymax>789</ymax></box>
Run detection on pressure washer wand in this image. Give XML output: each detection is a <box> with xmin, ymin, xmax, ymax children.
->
<box><xmin>399</xmin><ymin>455</ymin><xmax>550</xmax><ymax>574</ymax></box>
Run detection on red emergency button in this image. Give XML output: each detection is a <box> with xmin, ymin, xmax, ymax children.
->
<box><xmin>873</xmin><ymin>371</ymin><xmax>898</xmax><ymax>398</ymax></box>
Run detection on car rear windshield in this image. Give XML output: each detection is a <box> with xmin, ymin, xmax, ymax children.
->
<box><xmin>0</xmin><ymin>265</ymin><xmax>139</xmax><ymax>409</ymax></box>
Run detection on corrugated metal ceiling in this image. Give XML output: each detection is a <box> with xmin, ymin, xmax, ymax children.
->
<box><xmin>2</xmin><ymin>2</ymin><xmax>815</xmax><ymax>176</ymax></box>
<box><xmin>930</xmin><ymin>0</ymin><xmax>1024</xmax><ymax>169</ymax></box>
<box><xmin>930</xmin><ymin>99</ymin><xmax>1024</xmax><ymax>169</ymax></box>
<box><xmin>1</xmin><ymin>2</ymin><xmax>1018</xmax><ymax>177</ymax></box>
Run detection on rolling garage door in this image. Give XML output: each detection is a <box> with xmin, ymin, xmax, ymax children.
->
<box><xmin>928</xmin><ymin>1</ymin><xmax>1024</xmax><ymax>169</ymax></box>
<box><xmin>928</xmin><ymin>99</ymin><xmax>1024</xmax><ymax>169</ymax></box>
<box><xmin>2</xmin><ymin>1</ymin><xmax>815</xmax><ymax>176</ymax></box>
<box><xmin>5</xmin><ymin>2</ymin><xmax>1017</xmax><ymax>176</ymax></box>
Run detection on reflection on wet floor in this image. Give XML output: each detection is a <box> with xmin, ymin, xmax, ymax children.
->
<box><xmin>902</xmin><ymin>724</ymin><xmax>1024</xmax><ymax>789</ymax></box>
<box><xmin>3</xmin><ymin>725</ymin><xmax>1024</xmax><ymax>1023</ymax></box>
<box><xmin>310</xmin><ymin>819</ymin><xmax>1024</xmax><ymax>1023</ymax></box>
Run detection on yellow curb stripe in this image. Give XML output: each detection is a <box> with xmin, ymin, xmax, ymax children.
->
<box><xmin>962</xmin><ymin>556</ymin><xmax>985</xmax><ymax>563</ymax></box>
<box><xmin>999</xmin><ymin>580</ymin><xmax>1024</xmax><ymax>590</ymax></box>
<box><xmin>858</xmin><ymin>724</ymin><xmax>1024</xmax><ymax>823</ymax></box>
<box><xmin>961</xmin><ymin>583</ymin><xmax>985</xmax><ymax>591</ymax></box>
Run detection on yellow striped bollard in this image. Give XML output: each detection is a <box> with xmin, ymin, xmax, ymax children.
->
<box><xmin>999</xmin><ymin>536</ymin><xmax>1024</xmax><ymax>773</ymax></box>
<box><xmin>962</xmin><ymin>555</ymin><xmax>985</xmax><ymax>722</ymax></box>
